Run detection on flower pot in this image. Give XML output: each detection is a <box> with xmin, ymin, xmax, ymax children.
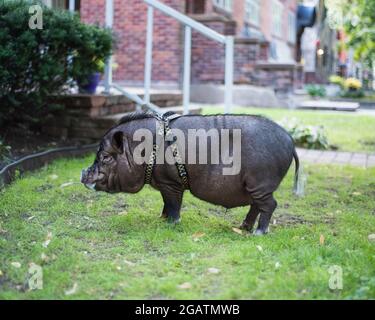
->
<box><xmin>78</xmin><ymin>72</ymin><xmax>101</xmax><ymax>94</ymax></box>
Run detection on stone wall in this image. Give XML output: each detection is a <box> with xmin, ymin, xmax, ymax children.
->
<box><xmin>253</xmin><ymin>63</ymin><xmax>304</xmax><ymax>92</ymax></box>
<box><xmin>44</xmin><ymin>93</ymin><xmax>182</xmax><ymax>140</ymax></box>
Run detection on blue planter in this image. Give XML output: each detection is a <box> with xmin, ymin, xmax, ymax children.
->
<box><xmin>78</xmin><ymin>72</ymin><xmax>101</xmax><ymax>94</ymax></box>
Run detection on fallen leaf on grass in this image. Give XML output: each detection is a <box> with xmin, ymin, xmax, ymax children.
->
<box><xmin>192</xmin><ymin>232</ymin><xmax>205</xmax><ymax>241</ymax></box>
<box><xmin>178</xmin><ymin>282</ymin><xmax>192</xmax><ymax>290</ymax></box>
<box><xmin>11</xmin><ymin>262</ymin><xmax>21</xmax><ymax>268</ymax></box>
<box><xmin>368</xmin><ymin>234</ymin><xmax>375</xmax><ymax>242</ymax></box>
<box><xmin>41</xmin><ymin>253</ymin><xmax>49</xmax><ymax>263</ymax></box>
<box><xmin>118</xmin><ymin>211</ymin><xmax>128</xmax><ymax>216</ymax></box>
<box><xmin>319</xmin><ymin>234</ymin><xmax>325</xmax><ymax>245</ymax></box>
<box><xmin>42</xmin><ymin>231</ymin><xmax>53</xmax><ymax>248</ymax></box>
<box><xmin>232</xmin><ymin>227</ymin><xmax>243</xmax><ymax>235</ymax></box>
<box><xmin>60</xmin><ymin>182</ymin><xmax>75</xmax><ymax>188</ymax></box>
<box><xmin>124</xmin><ymin>260</ymin><xmax>135</xmax><ymax>267</ymax></box>
<box><xmin>352</xmin><ymin>192</ymin><xmax>362</xmax><ymax>196</ymax></box>
<box><xmin>27</xmin><ymin>216</ymin><xmax>35</xmax><ymax>221</ymax></box>
<box><xmin>49</xmin><ymin>174</ymin><xmax>58</xmax><ymax>180</ymax></box>
<box><xmin>207</xmin><ymin>268</ymin><xmax>220</xmax><ymax>274</ymax></box>
<box><xmin>65</xmin><ymin>283</ymin><xmax>78</xmax><ymax>296</ymax></box>
<box><xmin>256</xmin><ymin>245</ymin><xmax>263</xmax><ymax>252</ymax></box>
<box><xmin>275</xmin><ymin>262</ymin><xmax>281</xmax><ymax>269</ymax></box>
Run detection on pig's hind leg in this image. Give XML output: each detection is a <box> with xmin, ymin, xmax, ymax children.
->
<box><xmin>240</xmin><ymin>205</ymin><xmax>259</xmax><ymax>232</ymax></box>
<box><xmin>253</xmin><ymin>194</ymin><xmax>277</xmax><ymax>235</ymax></box>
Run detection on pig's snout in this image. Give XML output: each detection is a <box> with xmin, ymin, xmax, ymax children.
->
<box><xmin>81</xmin><ymin>168</ymin><xmax>97</xmax><ymax>191</ymax></box>
<box><xmin>80</xmin><ymin>169</ymin><xmax>87</xmax><ymax>183</ymax></box>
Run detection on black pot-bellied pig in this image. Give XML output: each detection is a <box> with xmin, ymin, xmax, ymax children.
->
<box><xmin>81</xmin><ymin>111</ymin><xmax>300</xmax><ymax>235</ymax></box>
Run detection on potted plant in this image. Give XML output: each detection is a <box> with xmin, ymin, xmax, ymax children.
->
<box><xmin>78</xmin><ymin>58</ymin><xmax>106</xmax><ymax>94</ymax></box>
<box><xmin>73</xmin><ymin>25</ymin><xmax>113</xmax><ymax>94</ymax></box>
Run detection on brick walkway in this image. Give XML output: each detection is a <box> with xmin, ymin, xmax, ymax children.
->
<box><xmin>296</xmin><ymin>148</ymin><xmax>375</xmax><ymax>168</ymax></box>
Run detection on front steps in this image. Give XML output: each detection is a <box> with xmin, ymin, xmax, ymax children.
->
<box><xmin>44</xmin><ymin>89</ymin><xmax>201</xmax><ymax>141</ymax></box>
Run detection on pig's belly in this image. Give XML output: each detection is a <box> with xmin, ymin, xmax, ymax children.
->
<box><xmin>190</xmin><ymin>185</ymin><xmax>251</xmax><ymax>209</ymax></box>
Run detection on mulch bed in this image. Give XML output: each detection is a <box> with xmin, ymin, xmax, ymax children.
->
<box><xmin>0</xmin><ymin>126</ymin><xmax>87</xmax><ymax>170</ymax></box>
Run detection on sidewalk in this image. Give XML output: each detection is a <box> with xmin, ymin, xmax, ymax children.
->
<box><xmin>296</xmin><ymin>148</ymin><xmax>375</xmax><ymax>168</ymax></box>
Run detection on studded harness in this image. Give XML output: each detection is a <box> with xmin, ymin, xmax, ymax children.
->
<box><xmin>144</xmin><ymin>112</ymin><xmax>189</xmax><ymax>189</ymax></box>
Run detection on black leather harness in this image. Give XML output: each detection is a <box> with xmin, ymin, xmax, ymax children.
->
<box><xmin>144</xmin><ymin>112</ymin><xmax>189</xmax><ymax>189</ymax></box>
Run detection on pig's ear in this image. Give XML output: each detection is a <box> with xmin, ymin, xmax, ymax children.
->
<box><xmin>111</xmin><ymin>131</ymin><xmax>124</xmax><ymax>154</ymax></box>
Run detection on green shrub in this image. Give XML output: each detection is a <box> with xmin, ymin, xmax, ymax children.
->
<box><xmin>279</xmin><ymin>118</ymin><xmax>329</xmax><ymax>150</ymax></box>
<box><xmin>0</xmin><ymin>0</ymin><xmax>113</xmax><ymax>127</ymax></box>
<box><xmin>340</xmin><ymin>88</ymin><xmax>365</xmax><ymax>99</ymax></box>
<box><xmin>306</xmin><ymin>85</ymin><xmax>327</xmax><ymax>98</ymax></box>
<box><xmin>0</xmin><ymin>139</ymin><xmax>12</xmax><ymax>164</ymax></box>
<box><xmin>329</xmin><ymin>75</ymin><xmax>345</xmax><ymax>88</ymax></box>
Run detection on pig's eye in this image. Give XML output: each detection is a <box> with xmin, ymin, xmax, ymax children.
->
<box><xmin>101</xmin><ymin>154</ymin><xmax>113</xmax><ymax>164</ymax></box>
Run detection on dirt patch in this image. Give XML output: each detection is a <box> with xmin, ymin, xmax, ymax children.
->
<box><xmin>272</xmin><ymin>212</ymin><xmax>309</xmax><ymax>227</ymax></box>
<box><xmin>0</xmin><ymin>275</ymin><xmax>26</xmax><ymax>293</ymax></box>
<box><xmin>360</xmin><ymin>139</ymin><xmax>375</xmax><ymax>148</ymax></box>
<box><xmin>274</xmin><ymin>211</ymin><xmax>337</xmax><ymax>227</ymax></box>
<box><xmin>0</xmin><ymin>126</ymin><xmax>84</xmax><ymax>169</ymax></box>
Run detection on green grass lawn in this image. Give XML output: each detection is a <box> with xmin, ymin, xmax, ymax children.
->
<box><xmin>203</xmin><ymin>106</ymin><xmax>375</xmax><ymax>153</ymax></box>
<box><xmin>0</xmin><ymin>155</ymin><xmax>374</xmax><ymax>299</ymax></box>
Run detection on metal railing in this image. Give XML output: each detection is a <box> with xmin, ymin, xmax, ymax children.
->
<box><xmin>103</xmin><ymin>0</ymin><xmax>234</xmax><ymax>114</ymax></box>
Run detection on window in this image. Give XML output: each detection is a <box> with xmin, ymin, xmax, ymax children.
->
<box><xmin>43</xmin><ymin>0</ymin><xmax>80</xmax><ymax>11</ymax></box>
<box><xmin>186</xmin><ymin>0</ymin><xmax>206</xmax><ymax>14</ymax></box>
<box><xmin>213</xmin><ymin>0</ymin><xmax>233</xmax><ymax>12</ymax></box>
<box><xmin>245</xmin><ymin>0</ymin><xmax>260</xmax><ymax>26</ymax></box>
<box><xmin>288</xmin><ymin>11</ymin><xmax>296</xmax><ymax>43</ymax></box>
<box><xmin>272</xmin><ymin>0</ymin><xmax>283</xmax><ymax>37</ymax></box>
<box><xmin>52</xmin><ymin>0</ymin><xmax>66</xmax><ymax>9</ymax></box>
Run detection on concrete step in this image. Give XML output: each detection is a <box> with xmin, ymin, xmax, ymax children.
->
<box><xmin>161</xmin><ymin>105</ymin><xmax>202</xmax><ymax>115</ymax></box>
<box><xmin>297</xmin><ymin>100</ymin><xmax>359</xmax><ymax>112</ymax></box>
<box><xmin>99</xmin><ymin>105</ymin><xmax>202</xmax><ymax>125</ymax></box>
<box><xmin>97</xmin><ymin>86</ymin><xmax>183</xmax><ymax>109</ymax></box>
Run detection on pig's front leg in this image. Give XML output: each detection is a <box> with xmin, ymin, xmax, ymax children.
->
<box><xmin>160</xmin><ymin>187</ymin><xmax>183</xmax><ymax>224</ymax></box>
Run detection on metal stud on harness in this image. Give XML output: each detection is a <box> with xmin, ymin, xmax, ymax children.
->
<box><xmin>144</xmin><ymin>112</ymin><xmax>189</xmax><ymax>189</ymax></box>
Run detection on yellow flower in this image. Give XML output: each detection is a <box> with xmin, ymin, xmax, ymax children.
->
<box><xmin>344</xmin><ymin>78</ymin><xmax>362</xmax><ymax>90</ymax></box>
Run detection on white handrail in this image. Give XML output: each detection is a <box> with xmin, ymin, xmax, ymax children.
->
<box><xmin>103</xmin><ymin>0</ymin><xmax>234</xmax><ymax>115</ymax></box>
<box><xmin>111</xmin><ymin>84</ymin><xmax>162</xmax><ymax>113</ymax></box>
<box><xmin>144</xmin><ymin>0</ymin><xmax>226</xmax><ymax>44</ymax></box>
<box><xmin>143</xmin><ymin>0</ymin><xmax>234</xmax><ymax>114</ymax></box>
<box><xmin>103</xmin><ymin>0</ymin><xmax>113</xmax><ymax>94</ymax></box>
<box><xmin>144</xmin><ymin>6</ymin><xmax>154</xmax><ymax>105</ymax></box>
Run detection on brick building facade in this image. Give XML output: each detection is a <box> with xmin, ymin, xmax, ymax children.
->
<box><xmin>50</xmin><ymin>0</ymin><xmax>303</xmax><ymax>92</ymax></box>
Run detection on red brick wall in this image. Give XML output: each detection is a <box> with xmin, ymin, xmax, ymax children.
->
<box><xmin>191</xmin><ymin>16</ymin><xmax>269</xmax><ymax>85</ymax></box>
<box><xmin>80</xmin><ymin>0</ymin><xmax>106</xmax><ymax>26</ymax></box>
<box><xmin>81</xmin><ymin>0</ymin><xmax>185</xmax><ymax>87</ymax></box>
<box><xmin>80</xmin><ymin>0</ymin><xmax>299</xmax><ymax>89</ymax></box>
<box><xmin>191</xmin><ymin>19</ymin><xmax>228</xmax><ymax>84</ymax></box>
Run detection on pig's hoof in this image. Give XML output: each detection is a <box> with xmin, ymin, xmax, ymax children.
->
<box><xmin>167</xmin><ymin>217</ymin><xmax>181</xmax><ymax>224</ymax></box>
<box><xmin>159</xmin><ymin>212</ymin><xmax>168</xmax><ymax>219</ymax></box>
<box><xmin>240</xmin><ymin>222</ymin><xmax>252</xmax><ymax>232</ymax></box>
<box><xmin>253</xmin><ymin>229</ymin><xmax>267</xmax><ymax>236</ymax></box>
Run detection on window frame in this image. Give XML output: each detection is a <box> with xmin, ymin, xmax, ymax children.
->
<box><xmin>272</xmin><ymin>0</ymin><xmax>284</xmax><ymax>38</ymax></box>
<box><xmin>288</xmin><ymin>10</ymin><xmax>296</xmax><ymax>44</ymax></box>
<box><xmin>244</xmin><ymin>0</ymin><xmax>261</xmax><ymax>27</ymax></box>
<box><xmin>213</xmin><ymin>0</ymin><xmax>233</xmax><ymax>13</ymax></box>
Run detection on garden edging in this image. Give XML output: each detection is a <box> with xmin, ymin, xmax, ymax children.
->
<box><xmin>0</xmin><ymin>144</ymin><xmax>98</xmax><ymax>190</ymax></box>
